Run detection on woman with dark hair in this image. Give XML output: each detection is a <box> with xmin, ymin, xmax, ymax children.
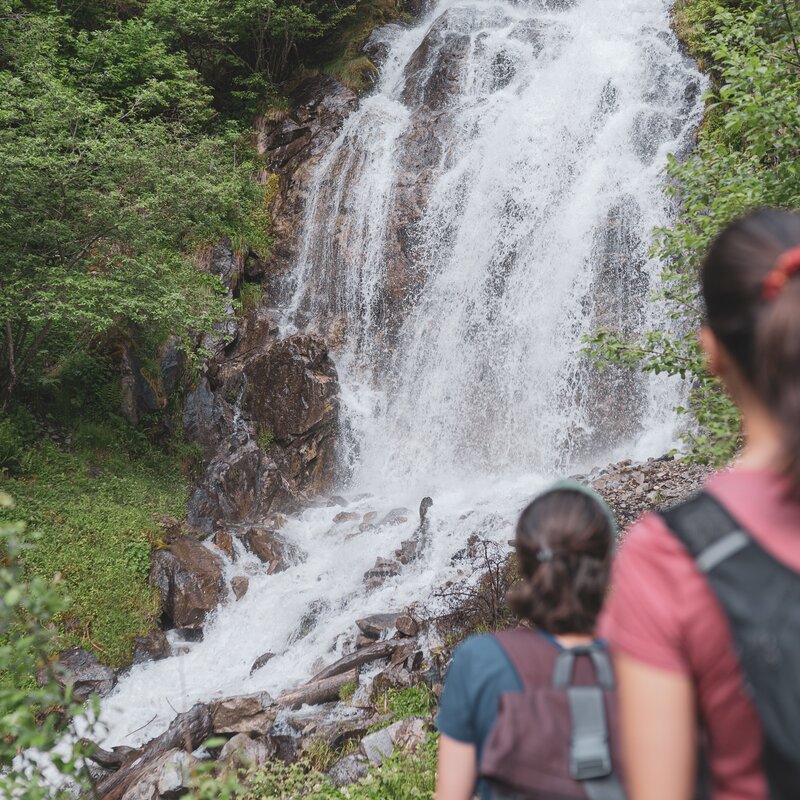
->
<box><xmin>601</xmin><ymin>208</ymin><xmax>800</xmax><ymax>799</ymax></box>
<box><xmin>435</xmin><ymin>483</ymin><xmax>622</xmax><ymax>800</ymax></box>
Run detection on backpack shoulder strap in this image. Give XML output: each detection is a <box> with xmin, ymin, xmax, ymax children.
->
<box><xmin>660</xmin><ymin>490</ymin><xmax>750</xmax><ymax>572</ymax></box>
<box><xmin>492</xmin><ymin>627</ymin><xmax>557</xmax><ymax>691</ymax></box>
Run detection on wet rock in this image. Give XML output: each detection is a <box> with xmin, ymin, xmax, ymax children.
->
<box><xmin>150</xmin><ymin>538</ymin><xmax>225</xmax><ymax>630</ymax></box>
<box><xmin>327</xmin><ymin>495</ymin><xmax>349</xmax><ymax>507</ymax></box>
<box><xmin>380</xmin><ymin>508</ymin><xmax>411</xmax><ymax>526</ymax></box>
<box><xmin>333</xmin><ymin>510</ymin><xmax>360</xmax><ymax>524</ymax></box>
<box><xmin>132</xmin><ymin>631</ymin><xmax>171</xmax><ymax>665</ymax></box>
<box><xmin>242</xmin><ymin>527</ymin><xmax>292</xmax><ymax>572</ymax></box>
<box><xmin>250</xmin><ymin>651</ymin><xmax>276</xmax><ymax>675</ymax></box>
<box><xmin>355</xmin><ymin>634</ymin><xmax>376</xmax><ymax>649</ymax></box>
<box><xmin>357</xmin><ymin>613</ymin><xmax>399</xmax><ymax>639</ymax></box>
<box><xmin>395</xmin><ymin>613</ymin><xmax>419</xmax><ymax>637</ymax></box>
<box><xmin>362</xmin><ymin>511</ymin><xmax>378</xmax><ymax>524</ymax></box>
<box><xmin>362</xmin><ymin>24</ymin><xmax>404</xmax><ymax>67</ymax></box>
<box><xmin>402</xmin><ymin>12</ymin><xmax>471</xmax><ymax>109</ymax></box>
<box><xmin>328</xmin><ymin>752</ymin><xmax>370</xmax><ymax>786</ymax></box>
<box><xmin>395</xmin><ymin>533</ymin><xmax>422</xmax><ymax>565</ymax></box>
<box><xmin>183</xmin><ymin>379</ymin><xmax>233</xmax><ymax>460</ymax></box>
<box><xmin>231</xmin><ymin>575</ymin><xmax>249</xmax><ymax>600</ymax></box>
<box><xmin>363</xmin><ymin>557</ymin><xmax>402</xmax><ymax>589</ymax></box>
<box><xmin>210</xmin><ymin>692</ymin><xmax>277</xmax><ymax>735</ymax></box>
<box><xmin>39</xmin><ymin>648</ymin><xmax>116</xmax><ymax>701</ymax></box>
<box><xmin>213</xmin><ymin>530</ymin><xmax>235</xmax><ymax>560</ymax></box>
<box><xmin>157</xmin><ymin>750</ymin><xmax>198</xmax><ymax>798</ymax></box>
<box><xmin>219</xmin><ymin>733</ymin><xmax>276</xmax><ymax>768</ymax></box>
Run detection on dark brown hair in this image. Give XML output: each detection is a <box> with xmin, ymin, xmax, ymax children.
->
<box><xmin>701</xmin><ymin>209</ymin><xmax>800</xmax><ymax>494</ymax></box>
<box><xmin>507</xmin><ymin>488</ymin><xmax>614</xmax><ymax>634</ymax></box>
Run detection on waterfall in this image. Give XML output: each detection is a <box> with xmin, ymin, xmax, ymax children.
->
<box><xmin>95</xmin><ymin>0</ymin><xmax>704</xmax><ymax>747</ymax></box>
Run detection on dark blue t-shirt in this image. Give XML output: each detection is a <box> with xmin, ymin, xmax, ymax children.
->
<box><xmin>435</xmin><ymin>631</ymin><xmax>566</xmax><ymax>799</ymax></box>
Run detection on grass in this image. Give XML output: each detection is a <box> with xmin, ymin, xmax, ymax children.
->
<box><xmin>313</xmin><ymin>0</ymin><xmax>408</xmax><ymax>92</ymax></box>
<box><xmin>1</xmin><ymin>417</ymin><xmax>190</xmax><ymax>669</ymax></box>
<box><xmin>192</xmin><ymin>733</ymin><xmax>438</xmax><ymax>799</ymax></box>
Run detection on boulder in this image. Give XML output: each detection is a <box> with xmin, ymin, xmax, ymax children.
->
<box><xmin>363</xmin><ymin>557</ymin><xmax>401</xmax><ymax>590</ymax></box>
<box><xmin>157</xmin><ymin>750</ymin><xmax>198</xmax><ymax>798</ymax></box>
<box><xmin>328</xmin><ymin>752</ymin><xmax>369</xmax><ymax>786</ymax></box>
<box><xmin>39</xmin><ymin>648</ymin><xmax>116</xmax><ymax>702</ymax></box>
<box><xmin>132</xmin><ymin>631</ymin><xmax>171</xmax><ymax>665</ymax></box>
<box><xmin>219</xmin><ymin>733</ymin><xmax>276</xmax><ymax>768</ymax></box>
<box><xmin>380</xmin><ymin>508</ymin><xmax>411</xmax><ymax>526</ymax></box>
<box><xmin>210</xmin><ymin>692</ymin><xmax>277</xmax><ymax>735</ymax></box>
<box><xmin>395</xmin><ymin>614</ymin><xmax>419</xmax><ymax>637</ymax></box>
<box><xmin>333</xmin><ymin>511</ymin><xmax>360</xmax><ymax>524</ymax></box>
<box><xmin>242</xmin><ymin>527</ymin><xmax>294</xmax><ymax>573</ymax></box>
<box><xmin>249</xmin><ymin>651</ymin><xmax>276</xmax><ymax>675</ymax></box>
<box><xmin>150</xmin><ymin>538</ymin><xmax>225</xmax><ymax>630</ymax></box>
<box><xmin>356</xmin><ymin>614</ymin><xmax>399</xmax><ymax>639</ymax></box>
<box><xmin>213</xmin><ymin>530</ymin><xmax>235</xmax><ymax>560</ymax></box>
<box><xmin>231</xmin><ymin>575</ymin><xmax>249</xmax><ymax>600</ymax></box>
<box><xmin>359</xmin><ymin>717</ymin><xmax>428</xmax><ymax>766</ymax></box>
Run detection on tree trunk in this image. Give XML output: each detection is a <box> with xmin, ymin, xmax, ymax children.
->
<box><xmin>308</xmin><ymin>640</ymin><xmax>397</xmax><ymax>683</ymax></box>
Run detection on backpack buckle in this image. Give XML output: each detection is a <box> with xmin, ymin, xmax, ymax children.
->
<box><xmin>570</xmin><ymin>733</ymin><xmax>613</xmax><ymax>780</ymax></box>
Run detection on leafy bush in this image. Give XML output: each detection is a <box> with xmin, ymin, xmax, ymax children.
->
<box><xmin>587</xmin><ymin>0</ymin><xmax>800</xmax><ymax>465</ymax></box>
<box><xmin>192</xmin><ymin>733</ymin><xmax>438</xmax><ymax>799</ymax></box>
<box><xmin>0</xmin><ymin>493</ymin><xmax>95</xmax><ymax>798</ymax></box>
<box><xmin>0</xmin><ymin>415</ymin><xmax>31</xmax><ymax>476</ymax></box>
<box><xmin>384</xmin><ymin>685</ymin><xmax>436</xmax><ymax>720</ymax></box>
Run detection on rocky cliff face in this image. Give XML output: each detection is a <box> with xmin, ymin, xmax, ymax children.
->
<box><xmin>179</xmin><ymin>74</ymin><xmax>366</xmax><ymax>535</ymax></box>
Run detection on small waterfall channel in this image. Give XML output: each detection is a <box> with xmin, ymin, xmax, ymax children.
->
<box><xmin>95</xmin><ymin>0</ymin><xmax>704</xmax><ymax>749</ymax></box>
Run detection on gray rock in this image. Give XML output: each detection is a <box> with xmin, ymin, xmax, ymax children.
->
<box><xmin>157</xmin><ymin>750</ymin><xmax>198</xmax><ymax>798</ymax></box>
<box><xmin>250</xmin><ymin>651</ymin><xmax>276</xmax><ymax>675</ymax></box>
<box><xmin>328</xmin><ymin>752</ymin><xmax>369</xmax><ymax>786</ymax></box>
<box><xmin>360</xmin><ymin>716</ymin><xmax>428</xmax><ymax>766</ymax></box>
<box><xmin>231</xmin><ymin>575</ymin><xmax>249</xmax><ymax>600</ymax></box>
<box><xmin>132</xmin><ymin>631</ymin><xmax>171</xmax><ymax>665</ymax></box>
<box><xmin>360</xmin><ymin>725</ymin><xmax>396</xmax><ymax>766</ymax></box>
<box><xmin>395</xmin><ymin>614</ymin><xmax>419</xmax><ymax>637</ymax></box>
<box><xmin>356</xmin><ymin>613</ymin><xmax>399</xmax><ymax>638</ymax></box>
<box><xmin>150</xmin><ymin>538</ymin><xmax>225</xmax><ymax>630</ymax></box>
<box><xmin>380</xmin><ymin>508</ymin><xmax>411</xmax><ymax>526</ymax></box>
<box><xmin>210</xmin><ymin>692</ymin><xmax>276</xmax><ymax>735</ymax></box>
<box><xmin>38</xmin><ymin>648</ymin><xmax>116</xmax><ymax>702</ymax></box>
<box><xmin>219</xmin><ymin>733</ymin><xmax>275</xmax><ymax>767</ymax></box>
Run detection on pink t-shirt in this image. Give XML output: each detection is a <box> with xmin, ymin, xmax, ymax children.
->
<box><xmin>600</xmin><ymin>468</ymin><xmax>800</xmax><ymax>800</ymax></box>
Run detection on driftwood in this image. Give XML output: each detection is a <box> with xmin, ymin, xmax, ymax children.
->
<box><xmin>308</xmin><ymin>640</ymin><xmax>398</xmax><ymax>683</ymax></box>
<box><xmin>95</xmin><ymin>703</ymin><xmax>211</xmax><ymax>800</ymax></box>
<box><xmin>277</xmin><ymin>668</ymin><xmax>359</xmax><ymax>710</ymax></box>
<box><xmin>83</xmin><ymin>742</ymin><xmax>140</xmax><ymax>770</ymax></box>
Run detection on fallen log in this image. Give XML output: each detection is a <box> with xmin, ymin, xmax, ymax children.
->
<box><xmin>95</xmin><ymin>703</ymin><xmax>211</xmax><ymax>800</ymax></box>
<box><xmin>82</xmin><ymin>741</ymin><xmax>140</xmax><ymax>770</ymax></box>
<box><xmin>277</xmin><ymin>668</ymin><xmax>359</xmax><ymax>710</ymax></box>
<box><xmin>308</xmin><ymin>640</ymin><xmax>398</xmax><ymax>683</ymax></box>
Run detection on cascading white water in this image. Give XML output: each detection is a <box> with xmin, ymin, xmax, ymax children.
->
<box><xmin>94</xmin><ymin>0</ymin><xmax>704</xmax><ymax>748</ymax></box>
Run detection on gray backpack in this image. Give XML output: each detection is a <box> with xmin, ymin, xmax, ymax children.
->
<box><xmin>662</xmin><ymin>491</ymin><xmax>800</xmax><ymax>799</ymax></box>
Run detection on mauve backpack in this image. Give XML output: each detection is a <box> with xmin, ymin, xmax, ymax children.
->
<box><xmin>478</xmin><ymin>628</ymin><xmax>626</xmax><ymax>800</ymax></box>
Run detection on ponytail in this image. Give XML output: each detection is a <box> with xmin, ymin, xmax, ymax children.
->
<box><xmin>508</xmin><ymin>487</ymin><xmax>614</xmax><ymax>634</ymax></box>
<box><xmin>702</xmin><ymin>209</ymin><xmax>800</xmax><ymax>496</ymax></box>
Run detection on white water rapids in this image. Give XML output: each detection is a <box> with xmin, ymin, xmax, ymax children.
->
<box><xmin>94</xmin><ymin>0</ymin><xmax>704</xmax><ymax>750</ymax></box>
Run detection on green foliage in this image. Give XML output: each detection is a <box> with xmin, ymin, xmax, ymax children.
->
<box><xmin>239</xmin><ymin>281</ymin><xmax>266</xmax><ymax>316</ymax></box>
<box><xmin>0</xmin><ymin>492</ymin><xmax>95</xmax><ymax>798</ymax></box>
<box><xmin>257</xmin><ymin>425</ymin><xmax>274</xmax><ymax>451</ymax></box>
<box><xmin>379</xmin><ymin>685</ymin><xmax>436</xmax><ymax>720</ymax></box>
<box><xmin>0</xmin><ymin>2</ymin><xmax>267</xmax><ymax>411</ymax></box>
<box><xmin>0</xmin><ymin>418</ymin><xmax>189</xmax><ymax>669</ymax></box>
<box><xmin>338</xmin><ymin>678</ymin><xmax>358</xmax><ymax>701</ymax></box>
<box><xmin>587</xmin><ymin>0</ymin><xmax>800</xmax><ymax>465</ymax></box>
<box><xmin>191</xmin><ymin>733</ymin><xmax>438</xmax><ymax>799</ymax></box>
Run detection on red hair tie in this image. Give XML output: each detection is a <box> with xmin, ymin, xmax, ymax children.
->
<box><xmin>762</xmin><ymin>246</ymin><xmax>800</xmax><ymax>301</ymax></box>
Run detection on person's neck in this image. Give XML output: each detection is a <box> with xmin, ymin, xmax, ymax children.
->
<box><xmin>737</xmin><ymin>403</ymin><xmax>786</xmax><ymax>472</ymax></box>
<box><xmin>553</xmin><ymin>632</ymin><xmax>595</xmax><ymax>648</ymax></box>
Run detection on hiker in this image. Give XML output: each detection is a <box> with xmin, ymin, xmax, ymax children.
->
<box><xmin>601</xmin><ymin>208</ymin><xmax>800</xmax><ymax>800</ymax></box>
<box><xmin>435</xmin><ymin>483</ymin><xmax>624</xmax><ymax>800</ymax></box>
